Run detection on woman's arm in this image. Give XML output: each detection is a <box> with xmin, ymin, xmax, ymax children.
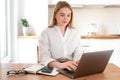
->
<box><xmin>39</xmin><ymin>29</ymin><xmax>56</xmax><ymax>66</ymax></box>
<box><xmin>73</xmin><ymin>31</ymin><xmax>83</xmax><ymax>62</ymax></box>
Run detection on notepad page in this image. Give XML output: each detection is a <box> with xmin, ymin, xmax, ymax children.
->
<box><xmin>24</xmin><ymin>65</ymin><xmax>44</xmax><ymax>73</ymax></box>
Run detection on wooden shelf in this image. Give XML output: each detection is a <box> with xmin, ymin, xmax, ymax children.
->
<box><xmin>18</xmin><ymin>35</ymin><xmax>120</xmax><ymax>39</ymax></box>
<box><xmin>81</xmin><ymin>35</ymin><xmax>120</xmax><ymax>39</ymax></box>
<box><xmin>18</xmin><ymin>36</ymin><xmax>39</xmax><ymax>39</ymax></box>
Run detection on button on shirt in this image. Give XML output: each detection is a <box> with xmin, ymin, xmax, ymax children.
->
<box><xmin>39</xmin><ymin>25</ymin><xmax>83</xmax><ymax>66</ymax></box>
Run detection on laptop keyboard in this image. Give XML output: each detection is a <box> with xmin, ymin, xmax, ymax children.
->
<box><xmin>63</xmin><ymin>69</ymin><xmax>75</xmax><ymax>75</ymax></box>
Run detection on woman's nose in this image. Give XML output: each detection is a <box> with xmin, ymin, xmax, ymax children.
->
<box><xmin>63</xmin><ymin>16</ymin><xmax>67</xmax><ymax>20</ymax></box>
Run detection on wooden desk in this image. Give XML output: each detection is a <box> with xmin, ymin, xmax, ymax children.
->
<box><xmin>0</xmin><ymin>63</ymin><xmax>120</xmax><ymax>80</ymax></box>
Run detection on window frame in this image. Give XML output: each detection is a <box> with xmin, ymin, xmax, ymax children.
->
<box><xmin>0</xmin><ymin>0</ymin><xmax>11</xmax><ymax>63</ymax></box>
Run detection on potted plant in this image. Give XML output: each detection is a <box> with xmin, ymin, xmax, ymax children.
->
<box><xmin>21</xmin><ymin>18</ymin><xmax>29</xmax><ymax>36</ymax></box>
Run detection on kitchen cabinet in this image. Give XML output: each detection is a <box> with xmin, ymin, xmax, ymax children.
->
<box><xmin>81</xmin><ymin>35</ymin><xmax>120</xmax><ymax>39</ymax></box>
<box><xmin>49</xmin><ymin>0</ymin><xmax>120</xmax><ymax>4</ymax></box>
<box><xmin>81</xmin><ymin>38</ymin><xmax>120</xmax><ymax>67</ymax></box>
<box><xmin>18</xmin><ymin>37</ymin><xmax>39</xmax><ymax>63</ymax></box>
<box><xmin>49</xmin><ymin>0</ymin><xmax>120</xmax><ymax>8</ymax></box>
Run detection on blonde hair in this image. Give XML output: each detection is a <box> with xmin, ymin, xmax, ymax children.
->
<box><xmin>48</xmin><ymin>1</ymin><xmax>74</xmax><ymax>28</ymax></box>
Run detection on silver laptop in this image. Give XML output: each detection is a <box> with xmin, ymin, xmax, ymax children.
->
<box><xmin>57</xmin><ymin>50</ymin><xmax>113</xmax><ymax>78</ymax></box>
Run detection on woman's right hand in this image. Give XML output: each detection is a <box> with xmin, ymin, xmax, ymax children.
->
<box><xmin>59</xmin><ymin>61</ymin><xmax>78</xmax><ymax>71</ymax></box>
<box><xmin>48</xmin><ymin>61</ymin><xmax>78</xmax><ymax>71</ymax></box>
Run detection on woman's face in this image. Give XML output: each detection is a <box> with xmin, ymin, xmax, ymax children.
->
<box><xmin>55</xmin><ymin>7</ymin><xmax>71</xmax><ymax>27</ymax></box>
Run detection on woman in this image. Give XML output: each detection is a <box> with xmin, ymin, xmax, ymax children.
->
<box><xmin>39</xmin><ymin>1</ymin><xmax>83</xmax><ymax>71</ymax></box>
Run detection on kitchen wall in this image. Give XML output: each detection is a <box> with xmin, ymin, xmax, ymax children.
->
<box><xmin>17</xmin><ymin>1</ymin><xmax>120</xmax><ymax>36</ymax></box>
<box><xmin>49</xmin><ymin>6</ymin><xmax>120</xmax><ymax>35</ymax></box>
<box><xmin>17</xmin><ymin>0</ymin><xmax>48</xmax><ymax>36</ymax></box>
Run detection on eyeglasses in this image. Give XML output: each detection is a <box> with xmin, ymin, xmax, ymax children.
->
<box><xmin>7</xmin><ymin>69</ymin><xmax>27</xmax><ymax>75</ymax></box>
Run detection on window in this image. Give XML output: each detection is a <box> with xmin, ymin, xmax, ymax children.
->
<box><xmin>0</xmin><ymin>0</ymin><xmax>10</xmax><ymax>63</ymax></box>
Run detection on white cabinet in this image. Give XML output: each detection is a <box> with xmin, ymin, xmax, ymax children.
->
<box><xmin>81</xmin><ymin>39</ymin><xmax>120</xmax><ymax>67</ymax></box>
<box><xmin>18</xmin><ymin>38</ymin><xmax>38</xmax><ymax>63</ymax></box>
<box><xmin>49</xmin><ymin>0</ymin><xmax>120</xmax><ymax>9</ymax></box>
<box><xmin>49</xmin><ymin>0</ymin><xmax>120</xmax><ymax>5</ymax></box>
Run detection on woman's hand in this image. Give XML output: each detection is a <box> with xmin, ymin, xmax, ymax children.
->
<box><xmin>60</xmin><ymin>61</ymin><xmax>78</xmax><ymax>71</ymax></box>
<box><xmin>48</xmin><ymin>61</ymin><xmax>78</xmax><ymax>71</ymax></box>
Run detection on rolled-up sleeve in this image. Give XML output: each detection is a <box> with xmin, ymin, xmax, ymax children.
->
<box><xmin>39</xmin><ymin>30</ymin><xmax>55</xmax><ymax>66</ymax></box>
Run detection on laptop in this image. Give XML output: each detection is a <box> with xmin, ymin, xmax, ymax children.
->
<box><xmin>57</xmin><ymin>50</ymin><xmax>113</xmax><ymax>78</ymax></box>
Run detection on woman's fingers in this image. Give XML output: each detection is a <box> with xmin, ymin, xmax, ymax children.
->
<box><xmin>65</xmin><ymin>66</ymin><xmax>72</xmax><ymax>71</ymax></box>
<box><xmin>64</xmin><ymin>61</ymin><xmax>78</xmax><ymax>71</ymax></box>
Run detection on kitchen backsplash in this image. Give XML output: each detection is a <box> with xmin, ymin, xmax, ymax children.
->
<box><xmin>48</xmin><ymin>7</ymin><xmax>120</xmax><ymax>35</ymax></box>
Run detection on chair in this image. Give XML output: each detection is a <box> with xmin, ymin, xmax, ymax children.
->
<box><xmin>37</xmin><ymin>46</ymin><xmax>40</xmax><ymax>63</ymax></box>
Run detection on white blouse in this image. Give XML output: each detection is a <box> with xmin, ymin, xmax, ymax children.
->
<box><xmin>39</xmin><ymin>25</ymin><xmax>83</xmax><ymax>66</ymax></box>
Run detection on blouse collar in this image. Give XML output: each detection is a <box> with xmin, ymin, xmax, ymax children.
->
<box><xmin>53</xmin><ymin>25</ymin><xmax>70</xmax><ymax>31</ymax></box>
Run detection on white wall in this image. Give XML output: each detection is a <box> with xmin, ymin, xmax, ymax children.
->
<box><xmin>74</xmin><ymin>8</ymin><xmax>120</xmax><ymax>35</ymax></box>
<box><xmin>48</xmin><ymin>6</ymin><xmax>120</xmax><ymax>35</ymax></box>
<box><xmin>18</xmin><ymin>0</ymin><xmax>48</xmax><ymax>36</ymax></box>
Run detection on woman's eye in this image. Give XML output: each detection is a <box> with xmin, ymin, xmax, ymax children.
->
<box><xmin>60</xmin><ymin>15</ymin><xmax>64</xmax><ymax>17</ymax></box>
<box><xmin>67</xmin><ymin>15</ymin><xmax>71</xmax><ymax>17</ymax></box>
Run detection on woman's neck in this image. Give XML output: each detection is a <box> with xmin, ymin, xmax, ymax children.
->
<box><xmin>58</xmin><ymin>26</ymin><xmax>67</xmax><ymax>36</ymax></box>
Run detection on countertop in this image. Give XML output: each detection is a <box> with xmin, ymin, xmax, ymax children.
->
<box><xmin>18</xmin><ymin>36</ymin><xmax>39</xmax><ymax>39</ymax></box>
<box><xmin>18</xmin><ymin>35</ymin><xmax>120</xmax><ymax>39</ymax></box>
<box><xmin>81</xmin><ymin>35</ymin><xmax>120</xmax><ymax>39</ymax></box>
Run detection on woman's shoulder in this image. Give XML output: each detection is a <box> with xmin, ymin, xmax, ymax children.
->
<box><xmin>41</xmin><ymin>27</ymin><xmax>56</xmax><ymax>35</ymax></box>
<box><xmin>69</xmin><ymin>27</ymin><xmax>80</xmax><ymax>33</ymax></box>
<box><xmin>42</xmin><ymin>27</ymin><xmax>52</xmax><ymax>32</ymax></box>
<box><xmin>70</xmin><ymin>27</ymin><xmax>81</xmax><ymax>39</ymax></box>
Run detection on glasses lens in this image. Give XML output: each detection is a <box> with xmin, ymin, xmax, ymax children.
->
<box><xmin>18</xmin><ymin>70</ymin><xmax>26</xmax><ymax>74</ymax></box>
<box><xmin>7</xmin><ymin>70</ymin><xmax>17</xmax><ymax>75</ymax></box>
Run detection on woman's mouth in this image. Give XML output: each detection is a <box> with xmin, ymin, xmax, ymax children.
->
<box><xmin>62</xmin><ymin>21</ymin><xmax>67</xmax><ymax>23</ymax></box>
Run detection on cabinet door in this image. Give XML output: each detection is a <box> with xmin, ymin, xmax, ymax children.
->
<box><xmin>89</xmin><ymin>39</ymin><xmax>115</xmax><ymax>51</ymax></box>
<box><xmin>89</xmin><ymin>39</ymin><xmax>120</xmax><ymax>67</ymax></box>
<box><xmin>18</xmin><ymin>38</ymin><xmax>38</xmax><ymax>63</ymax></box>
<box><xmin>81</xmin><ymin>39</ymin><xmax>120</xmax><ymax>67</ymax></box>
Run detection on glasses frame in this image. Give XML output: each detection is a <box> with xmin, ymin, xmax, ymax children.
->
<box><xmin>7</xmin><ymin>69</ymin><xmax>27</xmax><ymax>75</ymax></box>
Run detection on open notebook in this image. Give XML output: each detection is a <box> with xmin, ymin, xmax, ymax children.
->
<box><xmin>24</xmin><ymin>65</ymin><xmax>59</xmax><ymax>76</ymax></box>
